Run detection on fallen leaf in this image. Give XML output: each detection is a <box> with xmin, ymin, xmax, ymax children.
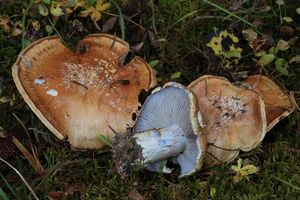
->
<box><xmin>102</xmin><ymin>16</ymin><xmax>117</xmax><ymax>32</ymax></box>
<box><xmin>0</xmin><ymin>15</ymin><xmax>11</xmax><ymax>33</ymax></box>
<box><xmin>282</xmin><ymin>17</ymin><xmax>293</xmax><ymax>23</ymax></box>
<box><xmin>32</xmin><ymin>21</ymin><xmax>40</xmax><ymax>31</ymax></box>
<box><xmin>280</xmin><ymin>26</ymin><xmax>294</xmax><ymax>37</ymax></box>
<box><xmin>210</xmin><ymin>187</ymin><xmax>217</xmax><ymax>198</ymax></box>
<box><xmin>258</xmin><ymin>54</ymin><xmax>275</xmax><ymax>66</ymax></box>
<box><xmin>242</xmin><ymin>29</ymin><xmax>258</xmax><ymax>42</ymax></box>
<box><xmin>38</xmin><ymin>4</ymin><xmax>48</xmax><ymax>16</ymax></box>
<box><xmin>170</xmin><ymin>71</ymin><xmax>181</xmax><ymax>80</ymax></box>
<box><xmin>129</xmin><ymin>189</ymin><xmax>144</xmax><ymax>200</ymax></box>
<box><xmin>296</xmin><ymin>7</ymin><xmax>300</xmax><ymax>15</ymax></box>
<box><xmin>50</xmin><ymin>6</ymin><xmax>64</xmax><ymax>16</ymax></box>
<box><xmin>276</xmin><ymin>39</ymin><xmax>290</xmax><ymax>51</ymax></box>
<box><xmin>289</xmin><ymin>55</ymin><xmax>300</xmax><ymax>63</ymax></box>
<box><xmin>231</xmin><ymin>158</ymin><xmax>259</xmax><ymax>183</ymax></box>
<box><xmin>275</xmin><ymin>58</ymin><xmax>289</xmax><ymax>75</ymax></box>
<box><xmin>275</xmin><ymin>0</ymin><xmax>284</xmax><ymax>5</ymax></box>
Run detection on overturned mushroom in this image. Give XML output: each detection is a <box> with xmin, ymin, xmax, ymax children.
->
<box><xmin>243</xmin><ymin>75</ymin><xmax>295</xmax><ymax>131</ymax></box>
<box><xmin>12</xmin><ymin>34</ymin><xmax>156</xmax><ymax>149</ymax></box>
<box><xmin>112</xmin><ymin>82</ymin><xmax>206</xmax><ymax>177</ymax></box>
<box><xmin>188</xmin><ymin>75</ymin><xmax>267</xmax><ymax>166</ymax></box>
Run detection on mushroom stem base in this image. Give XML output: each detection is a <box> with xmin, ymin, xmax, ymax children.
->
<box><xmin>134</xmin><ymin>124</ymin><xmax>186</xmax><ymax>164</ymax></box>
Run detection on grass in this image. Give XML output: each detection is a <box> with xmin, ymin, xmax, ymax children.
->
<box><xmin>0</xmin><ymin>0</ymin><xmax>300</xmax><ymax>199</ymax></box>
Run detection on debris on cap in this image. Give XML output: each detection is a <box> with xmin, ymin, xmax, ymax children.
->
<box><xmin>12</xmin><ymin>34</ymin><xmax>156</xmax><ymax>149</ymax></box>
<box><xmin>189</xmin><ymin>75</ymin><xmax>267</xmax><ymax>166</ymax></box>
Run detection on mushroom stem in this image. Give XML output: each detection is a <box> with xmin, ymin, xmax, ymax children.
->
<box><xmin>134</xmin><ymin>124</ymin><xmax>186</xmax><ymax>164</ymax></box>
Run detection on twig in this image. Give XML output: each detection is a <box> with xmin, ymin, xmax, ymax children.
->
<box><xmin>0</xmin><ymin>157</ymin><xmax>39</xmax><ymax>200</ymax></box>
<box><xmin>47</xmin><ymin>17</ymin><xmax>65</xmax><ymax>44</ymax></box>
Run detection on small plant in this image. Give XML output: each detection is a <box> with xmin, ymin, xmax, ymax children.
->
<box><xmin>206</xmin><ymin>30</ymin><xmax>242</xmax><ymax>68</ymax></box>
<box><xmin>231</xmin><ymin>158</ymin><xmax>259</xmax><ymax>183</ymax></box>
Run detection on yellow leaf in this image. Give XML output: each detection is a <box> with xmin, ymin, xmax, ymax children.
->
<box><xmin>96</xmin><ymin>1</ymin><xmax>110</xmax><ymax>11</ymax></box>
<box><xmin>32</xmin><ymin>20</ymin><xmax>40</xmax><ymax>31</ymax></box>
<box><xmin>0</xmin><ymin>15</ymin><xmax>11</xmax><ymax>33</ymax></box>
<box><xmin>231</xmin><ymin>158</ymin><xmax>259</xmax><ymax>183</ymax></box>
<box><xmin>91</xmin><ymin>9</ymin><xmax>101</xmax><ymax>22</ymax></box>
<box><xmin>210</xmin><ymin>187</ymin><xmax>217</xmax><ymax>198</ymax></box>
<box><xmin>0</xmin><ymin>127</ymin><xmax>6</xmax><ymax>138</ymax></box>
<box><xmin>79</xmin><ymin>8</ymin><xmax>94</xmax><ymax>17</ymax></box>
<box><xmin>74</xmin><ymin>0</ymin><xmax>85</xmax><ymax>10</ymax></box>
<box><xmin>207</xmin><ymin>36</ymin><xmax>223</xmax><ymax>55</ymax></box>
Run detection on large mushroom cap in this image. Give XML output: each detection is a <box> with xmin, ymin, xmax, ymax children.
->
<box><xmin>243</xmin><ymin>75</ymin><xmax>295</xmax><ymax>131</ymax></box>
<box><xmin>134</xmin><ymin>82</ymin><xmax>206</xmax><ymax>177</ymax></box>
<box><xmin>188</xmin><ymin>75</ymin><xmax>267</xmax><ymax>166</ymax></box>
<box><xmin>12</xmin><ymin>34</ymin><xmax>156</xmax><ymax>149</ymax></box>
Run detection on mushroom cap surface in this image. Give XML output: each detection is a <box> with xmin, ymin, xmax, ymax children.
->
<box><xmin>243</xmin><ymin>75</ymin><xmax>294</xmax><ymax>131</ymax></box>
<box><xmin>12</xmin><ymin>34</ymin><xmax>156</xmax><ymax>149</ymax></box>
<box><xmin>188</xmin><ymin>75</ymin><xmax>267</xmax><ymax>166</ymax></box>
<box><xmin>134</xmin><ymin>82</ymin><xmax>206</xmax><ymax>176</ymax></box>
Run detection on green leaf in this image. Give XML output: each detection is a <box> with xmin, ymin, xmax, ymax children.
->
<box><xmin>45</xmin><ymin>25</ymin><xmax>53</xmax><ymax>33</ymax></box>
<box><xmin>99</xmin><ymin>135</ymin><xmax>112</xmax><ymax>148</ymax></box>
<box><xmin>42</xmin><ymin>0</ymin><xmax>51</xmax><ymax>4</ymax></box>
<box><xmin>276</xmin><ymin>40</ymin><xmax>290</xmax><ymax>51</ymax></box>
<box><xmin>224</xmin><ymin>51</ymin><xmax>241</xmax><ymax>59</ymax></box>
<box><xmin>170</xmin><ymin>72</ymin><xmax>181</xmax><ymax>80</ymax></box>
<box><xmin>259</xmin><ymin>54</ymin><xmax>275</xmax><ymax>66</ymax></box>
<box><xmin>38</xmin><ymin>4</ymin><xmax>49</xmax><ymax>16</ymax></box>
<box><xmin>149</xmin><ymin>60</ymin><xmax>159</xmax><ymax>67</ymax></box>
<box><xmin>50</xmin><ymin>7</ymin><xmax>64</xmax><ymax>16</ymax></box>
<box><xmin>275</xmin><ymin>58</ymin><xmax>289</xmax><ymax>75</ymax></box>
<box><xmin>22</xmin><ymin>39</ymin><xmax>31</xmax><ymax>48</ymax></box>
<box><xmin>269</xmin><ymin>47</ymin><xmax>276</xmax><ymax>55</ymax></box>
<box><xmin>210</xmin><ymin>187</ymin><xmax>217</xmax><ymax>198</ymax></box>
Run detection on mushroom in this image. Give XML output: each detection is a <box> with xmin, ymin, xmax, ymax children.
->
<box><xmin>12</xmin><ymin>34</ymin><xmax>156</xmax><ymax>149</ymax></box>
<box><xmin>188</xmin><ymin>75</ymin><xmax>267</xmax><ymax>166</ymax></box>
<box><xmin>112</xmin><ymin>82</ymin><xmax>206</xmax><ymax>177</ymax></box>
<box><xmin>243</xmin><ymin>75</ymin><xmax>295</xmax><ymax>131</ymax></box>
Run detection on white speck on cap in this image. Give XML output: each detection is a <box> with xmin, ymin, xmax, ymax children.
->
<box><xmin>34</xmin><ymin>78</ymin><xmax>45</xmax><ymax>85</ymax></box>
<box><xmin>47</xmin><ymin>89</ymin><xmax>58</xmax><ymax>96</ymax></box>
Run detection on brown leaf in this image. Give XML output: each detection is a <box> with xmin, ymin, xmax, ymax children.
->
<box><xmin>129</xmin><ymin>189</ymin><xmax>144</xmax><ymax>200</ymax></box>
<box><xmin>280</xmin><ymin>26</ymin><xmax>294</xmax><ymax>38</ymax></box>
<box><xmin>102</xmin><ymin>16</ymin><xmax>117</xmax><ymax>32</ymax></box>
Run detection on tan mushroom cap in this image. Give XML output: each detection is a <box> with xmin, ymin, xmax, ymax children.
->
<box><xmin>243</xmin><ymin>75</ymin><xmax>295</xmax><ymax>132</ymax></box>
<box><xmin>12</xmin><ymin>34</ymin><xmax>156</xmax><ymax>149</ymax></box>
<box><xmin>188</xmin><ymin>75</ymin><xmax>267</xmax><ymax>166</ymax></box>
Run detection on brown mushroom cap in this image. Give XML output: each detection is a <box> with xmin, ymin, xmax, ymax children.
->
<box><xmin>188</xmin><ymin>75</ymin><xmax>267</xmax><ymax>166</ymax></box>
<box><xmin>243</xmin><ymin>75</ymin><xmax>295</xmax><ymax>131</ymax></box>
<box><xmin>12</xmin><ymin>34</ymin><xmax>156</xmax><ymax>149</ymax></box>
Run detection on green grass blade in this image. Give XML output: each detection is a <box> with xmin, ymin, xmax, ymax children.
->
<box><xmin>99</xmin><ymin>135</ymin><xmax>112</xmax><ymax>148</ymax></box>
<box><xmin>0</xmin><ymin>173</ymin><xmax>16</xmax><ymax>197</ymax></box>
<box><xmin>168</xmin><ymin>10</ymin><xmax>199</xmax><ymax>30</ymax></box>
<box><xmin>271</xmin><ymin>176</ymin><xmax>300</xmax><ymax>191</ymax></box>
<box><xmin>110</xmin><ymin>0</ymin><xmax>125</xmax><ymax>40</ymax></box>
<box><xmin>21</xmin><ymin>0</ymin><xmax>34</xmax><ymax>48</ymax></box>
<box><xmin>201</xmin><ymin>0</ymin><xmax>256</xmax><ymax>28</ymax></box>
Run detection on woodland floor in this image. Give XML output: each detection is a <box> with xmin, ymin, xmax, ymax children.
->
<box><xmin>0</xmin><ymin>0</ymin><xmax>300</xmax><ymax>199</ymax></box>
